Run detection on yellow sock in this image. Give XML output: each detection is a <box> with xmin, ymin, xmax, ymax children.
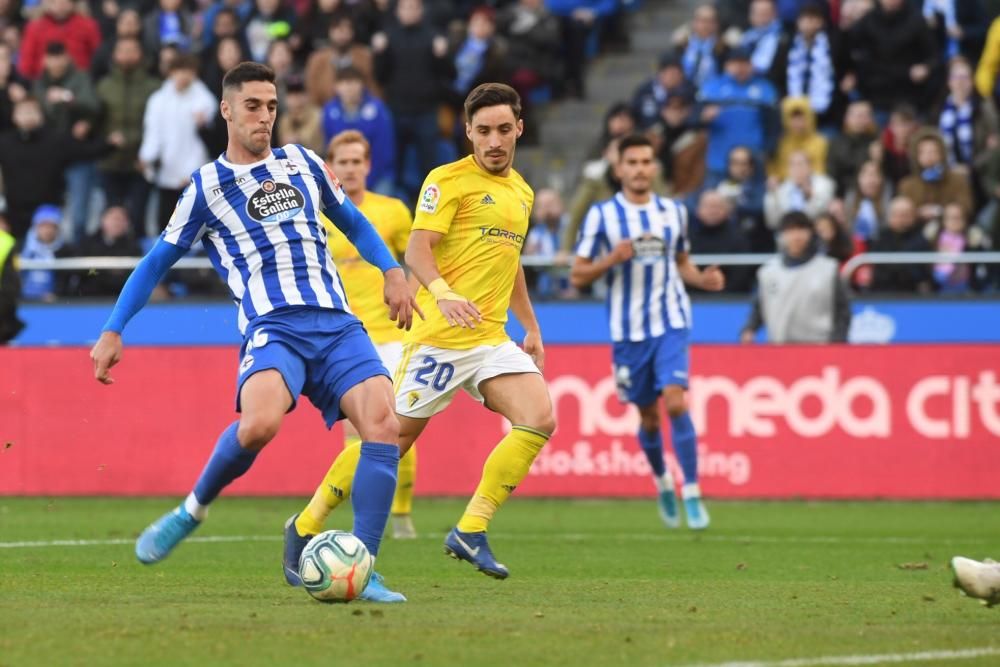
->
<box><xmin>391</xmin><ymin>445</ymin><xmax>417</xmax><ymax>516</ymax></box>
<box><xmin>457</xmin><ymin>426</ymin><xmax>549</xmax><ymax>533</ymax></box>
<box><xmin>295</xmin><ymin>436</ymin><xmax>363</xmax><ymax>536</ymax></box>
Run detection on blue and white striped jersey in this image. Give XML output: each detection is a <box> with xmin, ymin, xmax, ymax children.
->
<box><xmin>162</xmin><ymin>144</ymin><xmax>351</xmax><ymax>333</ymax></box>
<box><xmin>576</xmin><ymin>192</ymin><xmax>692</xmax><ymax>342</ymax></box>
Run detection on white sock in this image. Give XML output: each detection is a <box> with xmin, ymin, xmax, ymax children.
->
<box><xmin>183</xmin><ymin>493</ymin><xmax>209</xmax><ymax>521</ymax></box>
<box><xmin>681</xmin><ymin>483</ymin><xmax>702</xmax><ymax>500</ymax></box>
<box><xmin>654</xmin><ymin>473</ymin><xmax>674</xmax><ymax>493</ymax></box>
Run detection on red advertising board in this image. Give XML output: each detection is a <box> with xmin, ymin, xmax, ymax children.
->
<box><xmin>1</xmin><ymin>345</ymin><xmax>998</xmax><ymax>498</ymax></box>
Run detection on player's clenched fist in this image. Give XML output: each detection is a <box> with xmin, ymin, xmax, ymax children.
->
<box><xmin>699</xmin><ymin>265</ymin><xmax>726</xmax><ymax>292</ymax></box>
<box><xmin>384</xmin><ymin>267</ymin><xmax>424</xmax><ymax>331</ymax></box>
<box><xmin>90</xmin><ymin>331</ymin><xmax>123</xmax><ymax>385</ymax></box>
<box><xmin>608</xmin><ymin>240</ymin><xmax>635</xmax><ymax>265</ymax></box>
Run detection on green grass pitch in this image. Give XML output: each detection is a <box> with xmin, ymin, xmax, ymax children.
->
<box><xmin>1</xmin><ymin>498</ymin><xmax>999</xmax><ymax>667</ymax></box>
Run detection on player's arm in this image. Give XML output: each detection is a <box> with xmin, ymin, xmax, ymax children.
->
<box><xmin>674</xmin><ymin>203</ymin><xmax>724</xmax><ymax>292</ymax></box>
<box><xmin>509</xmin><ymin>263</ymin><xmax>545</xmax><ymax>370</ymax></box>
<box><xmin>325</xmin><ymin>197</ymin><xmax>423</xmax><ymax>329</ymax></box>
<box><xmin>405</xmin><ymin>229</ymin><xmax>482</xmax><ymax>328</ymax></box>
<box><xmin>676</xmin><ymin>252</ymin><xmax>725</xmax><ymax>291</ymax></box>
<box><xmin>90</xmin><ymin>239</ymin><xmax>187</xmax><ymax>385</ymax></box>
<box><xmin>569</xmin><ymin>205</ymin><xmax>633</xmax><ymax>288</ymax></box>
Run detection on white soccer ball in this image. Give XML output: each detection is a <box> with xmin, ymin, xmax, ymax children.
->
<box><xmin>298</xmin><ymin>530</ymin><xmax>373</xmax><ymax>603</ymax></box>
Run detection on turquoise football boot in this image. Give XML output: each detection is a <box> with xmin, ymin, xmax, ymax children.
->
<box><xmin>135</xmin><ymin>506</ymin><xmax>201</xmax><ymax>564</ymax></box>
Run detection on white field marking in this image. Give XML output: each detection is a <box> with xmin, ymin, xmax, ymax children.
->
<box><xmin>0</xmin><ymin>535</ymin><xmax>282</xmax><ymax>549</ymax></box>
<box><xmin>1</xmin><ymin>532</ymin><xmax>995</xmax><ymax>550</ymax></box>
<box><xmin>677</xmin><ymin>647</ymin><xmax>1000</xmax><ymax>667</ymax></box>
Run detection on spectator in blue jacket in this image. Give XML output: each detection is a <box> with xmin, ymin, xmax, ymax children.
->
<box><xmin>545</xmin><ymin>0</ymin><xmax>618</xmax><ymax>98</ymax></box>
<box><xmin>631</xmin><ymin>53</ymin><xmax>693</xmax><ymax>130</ymax></box>
<box><xmin>322</xmin><ymin>66</ymin><xmax>396</xmax><ymax>195</ymax></box>
<box><xmin>697</xmin><ymin>47</ymin><xmax>779</xmax><ymax>184</ymax></box>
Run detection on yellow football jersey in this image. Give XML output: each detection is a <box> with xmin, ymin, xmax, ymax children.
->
<box><xmin>406</xmin><ymin>154</ymin><xmax>534</xmax><ymax>349</ymax></box>
<box><xmin>324</xmin><ymin>191</ymin><xmax>411</xmax><ymax>344</ymax></box>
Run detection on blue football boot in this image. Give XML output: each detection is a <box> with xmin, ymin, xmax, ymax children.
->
<box><xmin>135</xmin><ymin>506</ymin><xmax>201</xmax><ymax>564</ymax></box>
<box><xmin>358</xmin><ymin>572</ymin><xmax>407</xmax><ymax>603</ymax></box>
<box><xmin>657</xmin><ymin>487</ymin><xmax>681</xmax><ymax>528</ymax></box>
<box><xmin>283</xmin><ymin>514</ymin><xmax>312</xmax><ymax>586</ymax></box>
<box><xmin>444</xmin><ymin>528</ymin><xmax>509</xmax><ymax>579</ymax></box>
<box><xmin>682</xmin><ymin>484</ymin><xmax>710</xmax><ymax>530</ymax></box>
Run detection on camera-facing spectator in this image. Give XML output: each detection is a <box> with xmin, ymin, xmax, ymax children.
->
<box><xmin>138</xmin><ymin>54</ymin><xmax>216</xmax><ymax>232</ymax></box>
<box><xmin>827</xmin><ymin>99</ymin><xmax>878</xmax><ymax>196</ymax></box>
<box><xmin>304</xmin><ymin>16</ymin><xmax>376</xmax><ymax>107</ymax></box>
<box><xmin>245</xmin><ymin>0</ymin><xmax>296</xmax><ymax>63</ymax></box>
<box><xmin>65</xmin><ymin>205</ymin><xmax>142</xmax><ymax>296</ymax></box>
<box><xmin>497</xmin><ymin>0</ymin><xmax>562</xmax><ymax>106</ymax></box>
<box><xmin>18</xmin><ymin>0</ymin><xmax>101</xmax><ymax>80</ymax></box>
<box><xmin>716</xmin><ymin>145</ymin><xmax>769</xmax><ymax>252</ymax></box>
<box><xmin>0</xmin><ymin>199</ymin><xmax>25</xmax><ymax>344</ymax></box>
<box><xmin>587</xmin><ymin>101</ymin><xmax>636</xmax><ymax>160</ymax></box>
<box><xmin>765</xmin><ymin>150</ymin><xmax>835</xmax><ymax>229</ymax></box>
<box><xmin>0</xmin><ymin>42</ymin><xmax>27</xmax><ymax>133</ymax></box>
<box><xmin>97</xmin><ymin>36</ymin><xmax>160</xmax><ymax>239</ymax></box>
<box><xmin>698</xmin><ymin>47</ymin><xmax>779</xmax><ymax>185</ymax></box>
<box><xmin>769</xmin><ymin>96</ymin><xmax>827</xmax><ymax>180</ymax></box>
<box><xmin>278</xmin><ymin>76</ymin><xmax>325</xmax><ymax>155</ymax></box>
<box><xmin>936</xmin><ymin>56</ymin><xmax>999</xmax><ymax>173</ymax></box>
<box><xmin>0</xmin><ymin>95</ymin><xmax>117</xmax><ymax>239</ymax></box>
<box><xmin>869</xmin><ymin>196</ymin><xmax>934</xmax><ymax>292</ymax></box>
<box><xmin>632</xmin><ymin>54</ymin><xmax>692</xmax><ymax>132</ymax></box>
<box><xmin>926</xmin><ymin>202</ymin><xmax>989</xmax><ymax>292</ymax></box>
<box><xmin>297</xmin><ymin>0</ymin><xmax>353</xmax><ymax>56</ymax></box>
<box><xmin>877</xmin><ymin>103</ymin><xmax>919</xmax><ymax>186</ymax></box>
<box><xmin>737</xmin><ymin>0</ymin><xmax>788</xmax><ymax>93</ymax></box>
<box><xmin>90</xmin><ymin>8</ymin><xmax>143</xmax><ymax>82</ymax></box>
<box><xmin>373</xmin><ymin>0</ymin><xmax>453</xmax><ymax>196</ymax></box>
<box><xmin>814</xmin><ymin>211</ymin><xmax>855</xmax><ymax>264</ymax></box>
<box><xmin>524</xmin><ymin>187</ymin><xmax>570</xmax><ymax>298</ymax></box>
<box><xmin>843</xmin><ymin>160</ymin><xmax>890</xmax><ymax>243</ymax></box>
<box><xmin>20</xmin><ymin>204</ymin><xmax>66</xmax><ymax>302</ymax></box>
<box><xmin>844</xmin><ymin>0</ymin><xmax>937</xmax><ymax>114</ymax></box>
<box><xmin>898</xmin><ymin>128</ymin><xmax>973</xmax><ymax>227</ymax></box>
<box><xmin>741</xmin><ymin>210</ymin><xmax>851</xmax><ymax>344</ymax></box>
<box><xmin>786</xmin><ymin>4</ymin><xmax>836</xmax><ymax>122</ymax></box>
<box><xmin>322</xmin><ymin>66</ymin><xmax>395</xmax><ymax>194</ymax></box>
<box><xmin>202</xmin><ymin>36</ymin><xmax>248</xmax><ymax>98</ymax></box>
<box><xmin>449</xmin><ymin>6</ymin><xmax>508</xmax><ymax>100</ymax></box>
<box><xmin>688</xmin><ymin>189</ymin><xmax>753</xmax><ymax>292</ymax></box>
<box><xmin>202</xmin><ymin>1</ymin><xmax>255</xmax><ymax>52</ymax></box>
<box><xmin>142</xmin><ymin>0</ymin><xmax>194</xmax><ymax>56</ymax></box>
<box><xmin>671</xmin><ymin>3</ymin><xmax>726</xmax><ymax>89</ymax></box>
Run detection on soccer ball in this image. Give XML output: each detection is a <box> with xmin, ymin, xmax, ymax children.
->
<box><xmin>298</xmin><ymin>530</ymin><xmax>373</xmax><ymax>603</ymax></box>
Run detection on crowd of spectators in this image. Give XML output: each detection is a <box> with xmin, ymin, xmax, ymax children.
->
<box><xmin>0</xmin><ymin>0</ymin><xmax>635</xmax><ymax>302</ymax></box>
<box><xmin>2</xmin><ymin>0</ymin><xmax>999</xmax><ymax>306</ymax></box>
<box><xmin>537</xmin><ymin>0</ymin><xmax>1000</xmax><ymax>297</ymax></box>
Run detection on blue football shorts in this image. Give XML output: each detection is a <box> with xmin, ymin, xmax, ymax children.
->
<box><xmin>611</xmin><ymin>328</ymin><xmax>690</xmax><ymax>407</ymax></box>
<box><xmin>235</xmin><ymin>306</ymin><xmax>389</xmax><ymax>428</ymax></box>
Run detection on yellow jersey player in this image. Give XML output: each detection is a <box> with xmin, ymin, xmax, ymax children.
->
<box><xmin>285</xmin><ymin>131</ymin><xmax>421</xmax><ymax>562</ymax></box>
<box><xmin>285</xmin><ymin>83</ymin><xmax>556</xmax><ymax>582</ymax></box>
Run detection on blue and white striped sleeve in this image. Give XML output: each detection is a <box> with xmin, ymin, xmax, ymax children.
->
<box><xmin>575</xmin><ymin>205</ymin><xmax>607</xmax><ymax>260</ymax></box>
<box><xmin>161</xmin><ymin>173</ymin><xmax>209</xmax><ymax>250</ymax></box>
<box><xmin>298</xmin><ymin>145</ymin><xmax>347</xmax><ymax>210</ymax></box>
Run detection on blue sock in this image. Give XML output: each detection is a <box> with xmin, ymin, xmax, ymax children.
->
<box><xmin>352</xmin><ymin>442</ymin><xmax>399</xmax><ymax>558</ymax></box>
<box><xmin>636</xmin><ymin>428</ymin><xmax>666</xmax><ymax>477</ymax></box>
<box><xmin>670</xmin><ymin>413</ymin><xmax>698</xmax><ymax>484</ymax></box>
<box><xmin>192</xmin><ymin>421</ymin><xmax>257</xmax><ymax>506</ymax></box>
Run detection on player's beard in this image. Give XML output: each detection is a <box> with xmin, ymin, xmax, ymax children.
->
<box><xmin>479</xmin><ymin>149</ymin><xmax>513</xmax><ymax>175</ymax></box>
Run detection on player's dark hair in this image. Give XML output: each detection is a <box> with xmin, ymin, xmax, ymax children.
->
<box><xmin>222</xmin><ymin>61</ymin><xmax>276</xmax><ymax>93</ymax></box>
<box><xmin>618</xmin><ymin>134</ymin><xmax>654</xmax><ymax>157</ymax></box>
<box><xmin>464</xmin><ymin>82</ymin><xmax>521</xmax><ymax>122</ymax></box>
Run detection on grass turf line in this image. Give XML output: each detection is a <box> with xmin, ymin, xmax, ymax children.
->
<box><xmin>1</xmin><ymin>498</ymin><xmax>998</xmax><ymax>667</ymax></box>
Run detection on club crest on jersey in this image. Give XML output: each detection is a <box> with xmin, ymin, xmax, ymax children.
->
<box><xmin>419</xmin><ymin>184</ymin><xmax>440</xmax><ymax>213</ymax></box>
<box><xmin>632</xmin><ymin>234</ymin><xmax>667</xmax><ymax>264</ymax></box>
<box><xmin>246</xmin><ymin>180</ymin><xmax>305</xmax><ymax>223</ymax></box>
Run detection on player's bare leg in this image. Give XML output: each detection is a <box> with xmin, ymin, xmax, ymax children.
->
<box><xmin>663</xmin><ymin>385</ymin><xmax>707</xmax><ymax>529</ymax></box>
<box><xmin>137</xmin><ymin>370</ymin><xmax>291</xmax><ymax>564</ymax></box>
<box><xmin>445</xmin><ymin>372</ymin><xmax>555</xmax><ymax>579</ymax></box>
<box><xmin>637</xmin><ymin>400</ymin><xmax>680</xmax><ymax>528</ymax></box>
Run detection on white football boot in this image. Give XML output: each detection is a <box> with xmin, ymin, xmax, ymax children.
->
<box><xmin>951</xmin><ymin>557</ymin><xmax>1000</xmax><ymax>607</ymax></box>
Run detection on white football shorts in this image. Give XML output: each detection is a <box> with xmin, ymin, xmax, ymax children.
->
<box><xmin>392</xmin><ymin>340</ymin><xmax>540</xmax><ymax>418</ymax></box>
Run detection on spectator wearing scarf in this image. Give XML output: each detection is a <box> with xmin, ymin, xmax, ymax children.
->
<box><xmin>672</xmin><ymin>4</ymin><xmax>726</xmax><ymax>88</ymax></box>
<box><xmin>937</xmin><ymin>57</ymin><xmax>998</xmax><ymax>169</ymax></box>
<box><xmin>740</xmin><ymin>0</ymin><xmax>788</xmax><ymax>91</ymax></box>
<box><xmin>898</xmin><ymin>128</ymin><xmax>973</xmax><ymax>227</ymax></box>
<box><xmin>786</xmin><ymin>5</ymin><xmax>835</xmax><ymax>119</ymax></box>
